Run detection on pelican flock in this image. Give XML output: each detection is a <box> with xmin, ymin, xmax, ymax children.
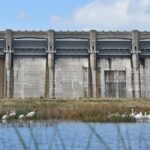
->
<box><xmin>108</xmin><ymin>108</ymin><xmax>150</xmax><ymax>122</ymax></box>
<box><xmin>1</xmin><ymin>108</ymin><xmax>37</xmax><ymax>120</ymax></box>
<box><xmin>0</xmin><ymin>107</ymin><xmax>150</xmax><ymax>122</ymax></box>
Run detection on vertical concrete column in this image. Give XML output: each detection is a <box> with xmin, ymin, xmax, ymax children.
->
<box><xmin>89</xmin><ymin>30</ymin><xmax>97</xmax><ymax>97</ymax></box>
<box><xmin>131</xmin><ymin>30</ymin><xmax>140</xmax><ymax>98</ymax></box>
<box><xmin>47</xmin><ymin>30</ymin><xmax>55</xmax><ymax>98</ymax></box>
<box><xmin>4</xmin><ymin>29</ymin><xmax>13</xmax><ymax>98</ymax></box>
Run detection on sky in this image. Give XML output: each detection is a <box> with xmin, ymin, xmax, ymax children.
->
<box><xmin>0</xmin><ymin>0</ymin><xmax>150</xmax><ymax>31</ymax></box>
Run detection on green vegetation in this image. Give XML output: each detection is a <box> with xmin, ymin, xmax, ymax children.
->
<box><xmin>0</xmin><ymin>98</ymin><xmax>150</xmax><ymax>122</ymax></box>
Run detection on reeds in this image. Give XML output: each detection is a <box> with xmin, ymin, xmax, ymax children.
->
<box><xmin>0</xmin><ymin>98</ymin><xmax>150</xmax><ymax>122</ymax></box>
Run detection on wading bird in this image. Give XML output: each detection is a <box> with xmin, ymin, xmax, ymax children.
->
<box><xmin>18</xmin><ymin>114</ymin><xmax>25</xmax><ymax>119</ymax></box>
<box><xmin>135</xmin><ymin>112</ymin><xmax>143</xmax><ymax>121</ymax></box>
<box><xmin>130</xmin><ymin>108</ymin><xmax>136</xmax><ymax>118</ymax></box>
<box><xmin>2</xmin><ymin>112</ymin><xmax>9</xmax><ymax>120</ymax></box>
<box><xmin>26</xmin><ymin>108</ymin><xmax>37</xmax><ymax>118</ymax></box>
<box><xmin>9</xmin><ymin>109</ymin><xmax>16</xmax><ymax>117</ymax></box>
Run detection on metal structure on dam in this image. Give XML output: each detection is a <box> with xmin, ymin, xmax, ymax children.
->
<box><xmin>1</xmin><ymin>29</ymin><xmax>150</xmax><ymax>98</ymax></box>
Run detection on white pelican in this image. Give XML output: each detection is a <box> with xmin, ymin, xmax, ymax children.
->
<box><xmin>135</xmin><ymin>112</ymin><xmax>143</xmax><ymax>121</ymax></box>
<box><xmin>108</xmin><ymin>112</ymin><xmax>120</xmax><ymax>118</ymax></box>
<box><xmin>9</xmin><ymin>109</ymin><xmax>16</xmax><ymax>117</ymax></box>
<box><xmin>122</xmin><ymin>112</ymin><xmax>127</xmax><ymax>118</ymax></box>
<box><xmin>130</xmin><ymin>108</ymin><xmax>136</xmax><ymax>118</ymax></box>
<box><xmin>147</xmin><ymin>112</ymin><xmax>150</xmax><ymax>119</ymax></box>
<box><xmin>108</xmin><ymin>112</ymin><xmax>113</xmax><ymax>118</ymax></box>
<box><xmin>2</xmin><ymin>112</ymin><xmax>9</xmax><ymax>120</ymax></box>
<box><xmin>18</xmin><ymin>114</ymin><xmax>25</xmax><ymax>119</ymax></box>
<box><xmin>26</xmin><ymin>108</ymin><xmax>37</xmax><ymax>118</ymax></box>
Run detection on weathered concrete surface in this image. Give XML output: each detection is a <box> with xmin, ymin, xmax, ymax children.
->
<box><xmin>1</xmin><ymin>30</ymin><xmax>150</xmax><ymax>99</ymax></box>
<box><xmin>89</xmin><ymin>54</ymin><xmax>97</xmax><ymax>97</ymax></box>
<box><xmin>0</xmin><ymin>59</ymin><xmax>4</xmax><ymax>97</ymax></box>
<box><xmin>5</xmin><ymin>30</ymin><xmax>13</xmax><ymax>98</ymax></box>
<box><xmin>141</xmin><ymin>58</ymin><xmax>150</xmax><ymax>98</ymax></box>
<box><xmin>13</xmin><ymin>57</ymin><xmax>46</xmax><ymax>98</ymax></box>
<box><xmin>131</xmin><ymin>30</ymin><xmax>140</xmax><ymax>98</ymax></box>
<box><xmin>48</xmin><ymin>53</ymin><xmax>55</xmax><ymax>98</ymax></box>
<box><xmin>55</xmin><ymin>57</ymin><xmax>88</xmax><ymax>98</ymax></box>
<box><xmin>98</xmin><ymin>58</ymin><xmax>132</xmax><ymax>98</ymax></box>
<box><xmin>89</xmin><ymin>30</ymin><xmax>97</xmax><ymax>98</ymax></box>
<box><xmin>139</xmin><ymin>59</ymin><xmax>144</xmax><ymax>98</ymax></box>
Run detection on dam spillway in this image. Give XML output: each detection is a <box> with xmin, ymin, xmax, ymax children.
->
<box><xmin>0</xmin><ymin>29</ymin><xmax>150</xmax><ymax>98</ymax></box>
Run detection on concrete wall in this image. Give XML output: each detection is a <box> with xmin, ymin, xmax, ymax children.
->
<box><xmin>13</xmin><ymin>56</ymin><xmax>46</xmax><ymax>98</ymax></box>
<box><xmin>98</xmin><ymin>58</ymin><xmax>132</xmax><ymax>98</ymax></box>
<box><xmin>1</xmin><ymin>30</ymin><xmax>150</xmax><ymax>99</ymax></box>
<box><xmin>140</xmin><ymin>58</ymin><xmax>150</xmax><ymax>98</ymax></box>
<box><xmin>0</xmin><ymin>58</ymin><xmax>4</xmax><ymax>98</ymax></box>
<box><xmin>55</xmin><ymin>57</ymin><xmax>88</xmax><ymax>98</ymax></box>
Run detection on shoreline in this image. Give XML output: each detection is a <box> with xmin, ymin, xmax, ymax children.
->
<box><xmin>0</xmin><ymin>98</ymin><xmax>150</xmax><ymax>122</ymax></box>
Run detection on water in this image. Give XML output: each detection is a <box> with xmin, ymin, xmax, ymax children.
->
<box><xmin>0</xmin><ymin>120</ymin><xmax>150</xmax><ymax>150</ymax></box>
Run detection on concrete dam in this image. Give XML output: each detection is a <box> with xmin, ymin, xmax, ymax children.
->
<box><xmin>0</xmin><ymin>29</ymin><xmax>150</xmax><ymax>99</ymax></box>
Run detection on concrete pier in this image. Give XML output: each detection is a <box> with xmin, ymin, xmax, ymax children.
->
<box><xmin>131</xmin><ymin>30</ymin><xmax>140</xmax><ymax>98</ymax></box>
<box><xmin>89</xmin><ymin>30</ymin><xmax>97</xmax><ymax>97</ymax></box>
<box><xmin>0</xmin><ymin>29</ymin><xmax>150</xmax><ymax>98</ymax></box>
<box><xmin>47</xmin><ymin>30</ymin><xmax>55</xmax><ymax>98</ymax></box>
<box><xmin>5</xmin><ymin>30</ymin><xmax>13</xmax><ymax>98</ymax></box>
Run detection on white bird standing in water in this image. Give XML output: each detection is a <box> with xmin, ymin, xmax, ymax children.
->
<box><xmin>2</xmin><ymin>112</ymin><xmax>9</xmax><ymax>120</ymax></box>
<box><xmin>9</xmin><ymin>109</ymin><xmax>16</xmax><ymax>117</ymax></box>
<box><xmin>26</xmin><ymin>108</ymin><xmax>37</xmax><ymax>118</ymax></box>
<box><xmin>18</xmin><ymin>114</ymin><xmax>25</xmax><ymax>119</ymax></box>
<box><xmin>135</xmin><ymin>111</ymin><xmax>143</xmax><ymax>121</ymax></box>
<box><xmin>143</xmin><ymin>112</ymin><xmax>148</xmax><ymax>120</ymax></box>
<box><xmin>130</xmin><ymin>108</ymin><xmax>136</xmax><ymax>118</ymax></box>
<box><xmin>122</xmin><ymin>112</ymin><xmax>127</xmax><ymax>118</ymax></box>
<box><xmin>147</xmin><ymin>112</ymin><xmax>150</xmax><ymax>120</ymax></box>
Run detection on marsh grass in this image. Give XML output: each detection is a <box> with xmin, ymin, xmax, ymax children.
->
<box><xmin>0</xmin><ymin>98</ymin><xmax>150</xmax><ymax>122</ymax></box>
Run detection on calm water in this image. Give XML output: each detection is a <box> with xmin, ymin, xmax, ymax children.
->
<box><xmin>0</xmin><ymin>120</ymin><xmax>150</xmax><ymax>150</ymax></box>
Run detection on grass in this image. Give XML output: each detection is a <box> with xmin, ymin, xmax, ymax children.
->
<box><xmin>0</xmin><ymin>98</ymin><xmax>150</xmax><ymax>122</ymax></box>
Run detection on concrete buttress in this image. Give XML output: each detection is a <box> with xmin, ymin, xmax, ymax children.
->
<box><xmin>4</xmin><ymin>30</ymin><xmax>13</xmax><ymax>98</ymax></box>
<box><xmin>47</xmin><ymin>30</ymin><xmax>55</xmax><ymax>98</ymax></box>
<box><xmin>131</xmin><ymin>30</ymin><xmax>140</xmax><ymax>98</ymax></box>
<box><xmin>89</xmin><ymin>30</ymin><xmax>97</xmax><ymax>97</ymax></box>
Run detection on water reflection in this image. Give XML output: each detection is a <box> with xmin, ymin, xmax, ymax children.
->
<box><xmin>0</xmin><ymin>121</ymin><xmax>150</xmax><ymax>150</ymax></box>
<box><xmin>0</xmin><ymin>119</ymin><xmax>60</xmax><ymax>128</ymax></box>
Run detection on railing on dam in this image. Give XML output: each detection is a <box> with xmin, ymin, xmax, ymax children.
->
<box><xmin>13</xmin><ymin>39</ymin><xmax>47</xmax><ymax>56</ymax></box>
<box><xmin>0</xmin><ymin>40</ymin><xmax>5</xmax><ymax>56</ymax></box>
<box><xmin>139</xmin><ymin>40</ymin><xmax>150</xmax><ymax>56</ymax></box>
<box><xmin>97</xmin><ymin>40</ymin><xmax>131</xmax><ymax>56</ymax></box>
<box><xmin>55</xmin><ymin>39</ymin><xmax>89</xmax><ymax>56</ymax></box>
<box><xmin>97</xmin><ymin>49</ymin><xmax>131</xmax><ymax>56</ymax></box>
<box><xmin>13</xmin><ymin>48</ymin><xmax>47</xmax><ymax>56</ymax></box>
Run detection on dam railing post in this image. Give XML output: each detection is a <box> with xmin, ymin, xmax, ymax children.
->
<box><xmin>4</xmin><ymin>29</ymin><xmax>13</xmax><ymax>98</ymax></box>
<box><xmin>131</xmin><ymin>30</ymin><xmax>140</xmax><ymax>98</ymax></box>
<box><xmin>89</xmin><ymin>30</ymin><xmax>97</xmax><ymax>98</ymax></box>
